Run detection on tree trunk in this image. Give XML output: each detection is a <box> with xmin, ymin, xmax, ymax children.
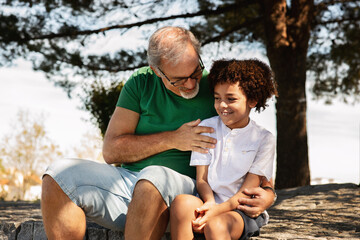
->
<box><xmin>261</xmin><ymin>0</ymin><xmax>314</xmax><ymax>189</ymax></box>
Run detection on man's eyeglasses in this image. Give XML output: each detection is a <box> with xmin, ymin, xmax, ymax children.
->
<box><xmin>158</xmin><ymin>56</ymin><xmax>205</xmax><ymax>87</ymax></box>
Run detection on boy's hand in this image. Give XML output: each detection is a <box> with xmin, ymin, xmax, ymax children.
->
<box><xmin>192</xmin><ymin>202</ymin><xmax>216</xmax><ymax>233</ymax></box>
<box><xmin>192</xmin><ymin>203</ymin><xmax>221</xmax><ymax>228</ymax></box>
<box><xmin>192</xmin><ymin>211</ymin><xmax>206</xmax><ymax>233</ymax></box>
<box><xmin>195</xmin><ymin>201</ymin><xmax>216</xmax><ymax>213</ymax></box>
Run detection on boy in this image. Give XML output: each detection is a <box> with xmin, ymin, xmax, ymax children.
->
<box><xmin>170</xmin><ymin>59</ymin><xmax>278</xmax><ymax>240</ymax></box>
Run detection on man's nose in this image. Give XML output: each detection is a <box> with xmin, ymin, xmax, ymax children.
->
<box><xmin>183</xmin><ymin>78</ymin><xmax>197</xmax><ymax>89</ymax></box>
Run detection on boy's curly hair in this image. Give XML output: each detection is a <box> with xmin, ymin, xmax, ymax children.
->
<box><xmin>208</xmin><ymin>59</ymin><xmax>278</xmax><ymax>112</ymax></box>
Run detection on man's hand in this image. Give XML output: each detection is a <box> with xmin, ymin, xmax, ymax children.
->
<box><xmin>237</xmin><ymin>187</ymin><xmax>275</xmax><ymax>218</ymax></box>
<box><xmin>173</xmin><ymin>119</ymin><xmax>216</xmax><ymax>153</ymax></box>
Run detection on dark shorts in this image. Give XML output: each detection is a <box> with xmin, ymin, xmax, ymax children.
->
<box><xmin>234</xmin><ymin>209</ymin><xmax>266</xmax><ymax>240</ymax></box>
<box><xmin>193</xmin><ymin>210</ymin><xmax>267</xmax><ymax>239</ymax></box>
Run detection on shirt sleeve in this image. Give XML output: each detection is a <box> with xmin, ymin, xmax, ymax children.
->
<box><xmin>190</xmin><ymin>150</ymin><xmax>212</xmax><ymax>166</ymax></box>
<box><xmin>249</xmin><ymin>132</ymin><xmax>276</xmax><ymax>181</ymax></box>
<box><xmin>116</xmin><ymin>73</ymin><xmax>141</xmax><ymax>113</ymax></box>
<box><xmin>189</xmin><ymin>119</ymin><xmax>213</xmax><ymax>166</ymax></box>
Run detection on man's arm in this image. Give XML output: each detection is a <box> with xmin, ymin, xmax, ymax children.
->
<box><xmin>102</xmin><ymin>107</ymin><xmax>217</xmax><ymax>164</ymax></box>
<box><xmin>236</xmin><ymin>177</ymin><xmax>276</xmax><ymax>218</ymax></box>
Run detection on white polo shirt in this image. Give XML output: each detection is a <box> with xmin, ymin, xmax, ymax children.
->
<box><xmin>190</xmin><ymin>116</ymin><xmax>275</xmax><ymax>204</ymax></box>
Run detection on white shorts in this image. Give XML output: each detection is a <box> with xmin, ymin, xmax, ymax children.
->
<box><xmin>43</xmin><ymin>158</ymin><xmax>196</xmax><ymax>231</ymax></box>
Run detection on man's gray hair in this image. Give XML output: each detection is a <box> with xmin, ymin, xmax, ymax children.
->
<box><xmin>147</xmin><ymin>26</ymin><xmax>201</xmax><ymax>69</ymax></box>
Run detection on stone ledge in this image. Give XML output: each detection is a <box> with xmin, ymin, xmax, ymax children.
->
<box><xmin>0</xmin><ymin>183</ymin><xmax>359</xmax><ymax>239</ymax></box>
<box><xmin>0</xmin><ymin>221</ymin><xmax>170</xmax><ymax>240</ymax></box>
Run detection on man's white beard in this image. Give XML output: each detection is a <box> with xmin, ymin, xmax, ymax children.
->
<box><xmin>179</xmin><ymin>82</ymin><xmax>200</xmax><ymax>99</ymax></box>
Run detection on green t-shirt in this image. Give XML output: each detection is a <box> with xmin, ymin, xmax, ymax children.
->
<box><xmin>116</xmin><ymin>66</ymin><xmax>217</xmax><ymax>178</ymax></box>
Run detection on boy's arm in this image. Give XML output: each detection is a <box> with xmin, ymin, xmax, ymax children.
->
<box><xmin>195</xmin><ymin>173</ymin><xmax>261</xmax><ymax>225</ymax></box>
<box><xmin>196</xmin><ymin>165</ymin><xmax>215</xmax><ymax>205</ymax></box>
<box><xmin>215</xmin><ymin>173</ymin><xmax>262</xmax><ymax>213</ymax></box>
<box><xmin>192</xmin><ymin>165</ymin><xmax>216</xmax><ymax>233</ymax></box>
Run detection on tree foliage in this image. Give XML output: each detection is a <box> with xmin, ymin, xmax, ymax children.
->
<box><xmin>81</xmin><ymin>80</ymin><xmax>124</xmax><ymax>135</ymax></box>
<box><xmin>0</xmin><ymin>110</ymin><xmax>63</xmax><ymax>177</ymax></box>
<box><xmin>1</xmin><ymin>0</ymin><xmax>359</xmax><ymax>188</ymax></box>
<box><xmin>1</xmin><ymin>0</ymin><xmax>358</xmax><ymax>100</ymax></box>
<box><xmin>71</xmin><ymin>129</ymin><xmax>104</xmax><ymax>162</ymax></box>
<box><xmin>308</xmin><ymin>0</ymin><xmax>360</xmax><ymax>102</ymax></box>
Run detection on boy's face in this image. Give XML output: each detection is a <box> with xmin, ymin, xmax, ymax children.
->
<box><xmin>214</xmin><ymin>82</ymin><xmax>256</xmax><ymax>129</ymax></box>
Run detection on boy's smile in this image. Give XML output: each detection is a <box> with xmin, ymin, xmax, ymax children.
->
<box><xmin>214</xmin><ymin>82</ymin><xmax>257</xmax><ymax>129</ymax></box>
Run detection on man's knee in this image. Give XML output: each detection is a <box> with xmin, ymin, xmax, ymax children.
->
<box><xmin>132</xmin><ymin>179</ymin><xmax>162</xmax><ymax>202</ymax></box>
<box><xmin>42</xmin><ymin>175</ymin><xmax>59</xmax><ymax>197</ymax></box>
<box><xmin>41</xmin><ymin>174</ymin><xmax>68</xmax><ymax>203</ymax></box>
<box><xmin>129</xmin><ymin>179</ymin><xmax>168</xmax><ymax>218</ymax></box>
<box><xmin>41</xmin><ymin>175</ymin><xmax>86</xmax><ymax>239</ymax></box>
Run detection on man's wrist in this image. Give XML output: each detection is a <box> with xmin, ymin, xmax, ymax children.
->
<box><xmin>261</xmin><ymin>186</ymin><xmax>277</xmax><ymax>204</ymax></box>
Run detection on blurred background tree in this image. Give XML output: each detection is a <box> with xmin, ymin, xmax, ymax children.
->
<box><xmin>71</xmin><ymin>129</ymin><xmax>105</xmax><ymax>162</ymax></box>
<box><xmin>0</xmin><ymin>110</ymin><xmax>63</xmax><ymax>176</ymax></box>
<box><xmin>1</xmin><ymin>0</ymin><xmax>359</xmax><ymax>188</ymax></box>
<box><xmin>0</xmin><ymin>110</ymin><xmax>63</xmax><ymax>199</ymax></box>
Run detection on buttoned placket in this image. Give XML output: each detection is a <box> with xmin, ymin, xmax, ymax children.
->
<box><xmin>222</xmin><ymin>130</ymin><xmax>234</xmax><ymax>166</ymax></box>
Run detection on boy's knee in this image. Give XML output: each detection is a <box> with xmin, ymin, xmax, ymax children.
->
<box><xmin>171</xmin><ymin>194</ymin><xmax>201</xmax><ymax>222</ymax></box>
<box><xmin>204</xmin><ymin>217</ymin><xmax>229</xmax><ymax>237</ymax></box>
<box><xmin>171</xmin><ymin>195</ymin><xmax>191</xmax><ymax>211</ymax></box>
<box><xmin>172</xmin><ymin>194</ymin><xmax>200</xmax><ymax>210</ymax></box>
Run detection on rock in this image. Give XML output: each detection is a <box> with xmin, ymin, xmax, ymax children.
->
<box><xmin>0</xmin><ymin>183</ymin><xmax>359</xmax><ymax>239</ymax></box>
<box><xmin>253</xmin><ymin>183</ymin><xmax>360</xmax><ymax>240</ymax></box>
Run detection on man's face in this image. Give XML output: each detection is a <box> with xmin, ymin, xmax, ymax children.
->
<box><xmin>156</xmin><ymin>43</ymin><xmax>202</xmax><ymax>99</ymax></box>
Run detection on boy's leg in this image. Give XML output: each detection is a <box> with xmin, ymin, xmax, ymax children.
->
<box><xmin>204</xmin><ymin>211</ymin><xmax>245</xmax><ymax>240</ymax></box>
<box><xmin>170</xmin><ymin>194</ymin><xmax>203</xmax><ymax>240</ymax></box>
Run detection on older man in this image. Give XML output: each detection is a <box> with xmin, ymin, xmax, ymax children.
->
<box><xmin>41</xmin><ymin>26</ymin><xmax>275</xmax><ymax>240</ymax></box>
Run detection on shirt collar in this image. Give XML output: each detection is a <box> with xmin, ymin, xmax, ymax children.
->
<box><xmin>220</xmin><ymin>118</ymin><xmax>253</xmax><ymax>135</ymax></box>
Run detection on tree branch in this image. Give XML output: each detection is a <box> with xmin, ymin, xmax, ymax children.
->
<box><xmin>318</xmin><ymin>17</ymin><xmax>360</xmax><ymax>25</ymax></box>
<box><xmin>202</xmin><ymin>16</ymin><xmax>263</xmax><ymax>46</ymax></box>
<box><xmin>22</xmin><ymin>2</ymin><xmax>244</xmax><ymax>42</ymax></box>
<box><xmin>315</xmin><ymin>0</ymin><xmax>360</xmax><ymax>16</ymax></box>
<box><xmin>83</xmin><ymin>62</ymin><xmax>148</xmax><ymax>73</ymax></box>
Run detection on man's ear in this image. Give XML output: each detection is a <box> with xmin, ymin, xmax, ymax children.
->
<box><xmin>150</xmin><ymin>66</ymin><xmax>161</xmax><ymax>78</ymax></box>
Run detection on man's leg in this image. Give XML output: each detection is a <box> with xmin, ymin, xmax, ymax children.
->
<box><xmin>41</xmin><ymin>175</ymin><xmax>86</xmax><ymax>240</ymax></box>
<box><xmin>125</xmin><ymin>180</ymin><xmax>169</xmax><ymax>240</ymax></box>
<box><xmin>125</xmin><ymin>166</ymin><xmax>197</xmax><ymax>240</ymax></box>
<box><xmin>42</xmin><ymin>158</ymin><xmax>137</xmax><ymax>235</ymax></box>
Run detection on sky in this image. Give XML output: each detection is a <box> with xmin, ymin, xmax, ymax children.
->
<box><xmin>0</xmin><ymin>58</ymin><xmax>359</xmax><ymax>185</ymax></box>
<box><xmin>0</xmin><ymin>60</ymin><xmax>99</xmax><ymax>155</ymax></box>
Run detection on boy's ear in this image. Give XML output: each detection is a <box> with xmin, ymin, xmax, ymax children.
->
<box><xmin>248</xmin><ymin>99</ymin><xmax>257</xmax><ymax>108</ymax></box>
